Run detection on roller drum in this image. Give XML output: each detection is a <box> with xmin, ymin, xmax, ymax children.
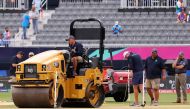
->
<box><xmin>12</xmin><ymin>87</ymin><xmax>54</xmax><ymax>108</ymax></box>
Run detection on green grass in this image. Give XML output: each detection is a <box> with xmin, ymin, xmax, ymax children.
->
<box><xmin>0</xmin><ymin>91</ymin><xmax>189</xmax><ymax>108</ymax></box>
<box><xmin>105</xmin><ymin>93</ymin><xmax>190</xmax><ymax>105</ymax></box>
<box><xmin>0</xmin><ymin>91</ymin><xmax>12</xmax><ymax>102</ymax></box>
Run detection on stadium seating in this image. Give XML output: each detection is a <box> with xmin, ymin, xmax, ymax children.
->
<box><xmin>33</xmin><ymin>0</ymin><xmax>190</xmax><ymax>48</ymax></box>
<box><xmin>0</xmin><ymin>12</ymin><xmax>23</xmax><ymax>38</ymax></box>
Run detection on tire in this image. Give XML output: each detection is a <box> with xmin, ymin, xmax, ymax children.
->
<box><xmin>113</xmin><ymin>92</ymin><xmax>128</xmax><ymax>102</ymax></box>
<box><xmin>85</xmin><ymin>82</ymin><xmax>105</xmax><ymax>108</ymax></box>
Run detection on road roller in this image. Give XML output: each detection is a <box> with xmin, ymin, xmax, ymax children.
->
<box><xmin>11</xmin><ymin>18</ymin><xmax>105</xmax><ymax>108</ymax></box>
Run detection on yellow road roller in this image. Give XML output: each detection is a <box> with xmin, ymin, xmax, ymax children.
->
<box><xmin>11</xmin><ymin>18</ymin><xmax>105</xmax><ymax>108</ymax></box>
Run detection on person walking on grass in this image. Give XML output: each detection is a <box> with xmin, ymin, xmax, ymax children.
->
<box><xmin>145</xmin><ymin>48</ymin><xmax>166</xmax><ymax>106</ymax></box>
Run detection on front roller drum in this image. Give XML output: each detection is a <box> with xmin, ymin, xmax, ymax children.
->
<box><xmin>12</xmin><ymin>84</ymin><xmax>64</xmax><ymax>108</ymax></box>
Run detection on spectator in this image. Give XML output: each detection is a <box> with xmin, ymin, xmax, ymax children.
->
<box><xmin>135</xmin><ymin>0</ymin><xmax>142</xmax><ymax>7</ymax></box>
<box><xmin>176</xmin><ymin>0</ymin><xmax>184</xmax><ymax>14</ymax></box>
<box><xmin>187</xmin><ymin>11</ymin><xmax>190</xmax><ymax>22</ymax></box>
<box><xmin>9</xmin><ymin>51</ymin><xmax>24</xmax><ymax>82</ymax></box>
<box><xmin>177</xmin><ymin>9</ymin><xmax>187</xmax><ymax>23</ymax></box>
<box><xmin>176</xmin><ymin>0</ymin><xmax>184</xmax><ymax>21</ymax></box>
<box><xmin>0</xmin><ymin>33</ymin><xmax>4</xmax><ymax>46</ymax></box>
<box><xmin>32</xmin><ymin>0</ymin><xmax>41</xmax><ymax>14</ymax></box>
<box><xmin>112</xmin><ymin>21</ymin><xmax>122</xmax><ymax>37</ymax></box>
<box><xmin>67</xmin><ymin>35</ymin><xmax>84</xmax><ymax>76</ymax></box>
<box><xmin>3</xmin><ymin>27</ymin><xmax>11</xmax><ymax>39</ymax></box>
<box><xmin>28</xmin><ymin>52</ymin><xmax>35</xmax><ymax>58</ymax></box>
<box><xmin>123</xmin><ymin>51</ymin><xmax>144</xmax><ymax>107</ymax></box>
<box><xmin>172</xmin><ymin>52</ymin><xmax>188</xmax><ymax>104</ymax></box>
<box><xmin>21</xmin><ymin>13</ymin><xmax>30</xmax><ymax>39</ymax></box>
<box><xmin>30</xmin><ymin>6</ymin><xmax>39</xmax><ymax>35</ymax></box>
<box><xmin>3</xmin><ymin>27</ymin><xmax>11</xmax><ymax>47</ymax></box>
<box><xmin>145</xmin><ymin>49</ymin><xmax>166</xmax><ymax>106</ymax></box>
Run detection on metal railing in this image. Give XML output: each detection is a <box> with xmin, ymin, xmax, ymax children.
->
<box><xmin>187</xmin><ymin>0</ymin><xmax>190</xmax><ymax>7</ymax></box>
<box><xmin>120</xmin><ymin>0</ymin><xmax>178</xmax><ymax>9</ymax></box>
<box><xmin>0</xmin><ymin>0</ymin><xmax>29</xmax><ymax>10</ymax></box>
<box><xmin>41</xmin><ymin>0</ymin><xmax>48</xmax><ymax>10</ymax></box>
<box><xmin>60</xmin><ymin>0</ymin><xmax>104</xmax><ymax>2</ymax></box>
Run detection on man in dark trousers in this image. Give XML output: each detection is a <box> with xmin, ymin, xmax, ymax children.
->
<box><xmin>123</xmin><ymin>51</ymin><xmax>144</xmax><ymax>106</ymax></box>
<box><xmin>172</xmin><ymin>52</ymin><xmax>188</xmax><ymax>104</ymax></box>
<box><xmin>9</xmin><ymin>51</ymin><xmax>24</xmax><ymax>82</ymax></box>
<box><xmin>145</xmin><ymin>49</ymin><xmax>166</xmax><ymax>106</ymax></box>
<box><xmin>67</xmin><ymin>35</ymin><xmax>83</xmax><ymax>76</ymax></box>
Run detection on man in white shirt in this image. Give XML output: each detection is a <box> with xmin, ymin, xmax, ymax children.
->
<box><xmin>30</xmin><ymin>6</ymin><xmax>39</xmax><ymax>35</ymax></box>
<box><xmin>32</xmin><ymin>0</ymin><xmax>41</xmax><ymax>13</ymax></box>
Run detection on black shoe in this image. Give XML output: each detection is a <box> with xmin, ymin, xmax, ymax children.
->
<box><xmin>150</xmin><ymin>98</ymin><xmax>154</xmax><ymax>105</ymax></box>
<box><xmin>173</xmin><ymin>99</ymin><xmax>181</xmax><ymax>103</ymax></box>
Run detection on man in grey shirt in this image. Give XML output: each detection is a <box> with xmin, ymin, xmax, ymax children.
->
<box><xmin>30</xmin><ymin>6</ymin><xmax>39</xmax><ymax>35</ymax></box>
<box><xmin>172</xmin><ymin>52</ymin><xmax>188</xmax><ymax>104</ymax></box>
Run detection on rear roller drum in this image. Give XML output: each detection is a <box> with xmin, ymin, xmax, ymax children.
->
<box><xmin>85</xmin><ymin>82</ymin><xmax>105</xmax><ymax>108</ymax></box>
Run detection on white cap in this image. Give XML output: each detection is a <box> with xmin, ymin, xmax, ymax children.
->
<box><xmin>115</xmin><ymin>21</ymin><xmax>119</xmax><ymax>25</ymax></box>
<box><xmin>123</xmin><ymin>51</ymin><xmax>130</xmax><ymax>58</ymax></box>
<box><xmin>29</xmin><ymin>52</ymin><xmax>34</xmax><ymax>56</ymax></box>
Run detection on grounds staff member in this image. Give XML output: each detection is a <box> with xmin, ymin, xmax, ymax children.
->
<box><xmin>9</xmin><ymin>51</ymin><xmax>24</xmax><ymax>82</ymax></box>
<box><xmin>172</xmin><ymin>52</ymin><xmax>188</xmax><ymax>104</ymax></box>
<box><xmin>28</xmin><ymin>52</ymin><xmax>35</xmax><ymax>58</ymax></box>
<box><xmin>66</xmin><ymin>35</ymin><xmax>83</xmax><ymax>76</ymax></box>
<box><xmin>145</xmin><ymin>49</ymin><xmax>166</xmax><ymax>106</ymax></box>
<box><xmin>123</xmin><ymin>51</ymin><xmax>144</xmax><ymax>106</ymax></box>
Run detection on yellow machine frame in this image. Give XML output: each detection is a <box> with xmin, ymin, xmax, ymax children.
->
<box><xmin>12</xmin><ymin>18</ymin><xmax>105</xmax><ymax>108</ymax></box>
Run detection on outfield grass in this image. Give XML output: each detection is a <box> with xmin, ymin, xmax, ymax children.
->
<box><xmin>0</xmin><ymin>91</ymin><xmax>189</xmax><ymax>108</ymax></box>
<box><xmin>105</xmin><ymin>93</ymin><xmax>190</xmax><ymax>106</ymax></box>
<box><xmin>0</xmin><ymin>91</ymin><xmax>12</xmax><ymax>102</ymax></box>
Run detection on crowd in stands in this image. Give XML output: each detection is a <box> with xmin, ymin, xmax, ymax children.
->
<box><xmin>0</xmin><ymin>0</ymin><xmax>41</xmax><ymax>46</ymax></box>
<box><xmin>111</xmin><ymin>0</ymin><xmax>190</xmax><ymax>37</ymax></box>
<box><xmin>1</xmin><ymin>0</ymin><xmax>190</xmax><ymax>46</ymax></box>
